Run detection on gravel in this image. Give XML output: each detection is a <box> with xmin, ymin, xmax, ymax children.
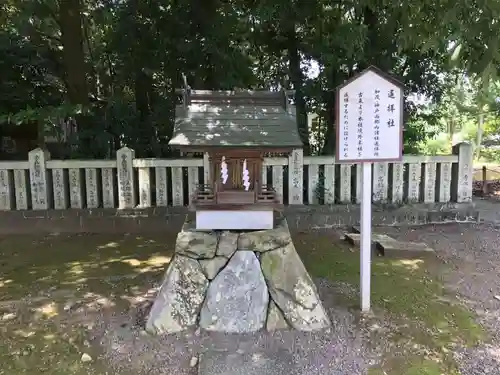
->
<box><xmin>89</xmin><ymin>222</ymin><xmax>500</xmax><ymax>374</ymax></box>
<box><xmin>91</xmin><ymin>279</ymin><xmax>390</xmax><ymax>375</ymax></box>
<box><xmin>383</xmin><ymin>223</ymin><xmax>500</xmax><ymax>375</ymax></box>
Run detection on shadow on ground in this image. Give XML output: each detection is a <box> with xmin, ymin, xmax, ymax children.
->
<box><xmin>0</xmin><ymin>232</ymin><xmax>177</xmax><ymax>375</ymax></box>
<box><xmin>0</xmin><ymin>227</ymin><xmax>490</xmax><ymax>375</ymax></box>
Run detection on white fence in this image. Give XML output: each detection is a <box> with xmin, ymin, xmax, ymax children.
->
<box><xmin>0</xmin><ymin>143</ymin><xmax>473</xmax><ymax>211</ymax></box>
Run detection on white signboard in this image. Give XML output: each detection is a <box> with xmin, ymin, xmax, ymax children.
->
<box><xmin>336</xmin><ymin>67</ymin><xmax>403</xmax><ymax>163</ymax></box>
<box><xmin>335</xmin><ymin>67</ymin><xmax>405</xmax><ymax>313</ymax></box>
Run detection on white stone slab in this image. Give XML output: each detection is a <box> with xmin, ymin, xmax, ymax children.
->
<box><xmin>288</xmin><ymin>149</ymin><xmax>303</xmax><ymax>204</ymax></box>
<box><xmin>339</xmin><ymin>164</ymin><xmax>352</xmax><ymax>203</ymax></box>
<box><xmin>52</xmin><ymin>168</ymin><xmax>68</xmax><ymax>209</ymax></box>
<box><xmin>101</xmin><ymin>168</ymin><xmax>115</xmax><ymax>208</ymax></box>
<box><xmin>439</xmin><ymin>162</ymin><xmax>452</xmax><ymax>202</ymax></box>
<box><xmin>196</xmin><ymin>210</ymin><xmax>274</xmax><ymax>231</ymax></box>
<box><xmin>407</xmin><ymin>163</ymin><xmax>421</xmax><ymax>202</ymax></box>
<box><xmin>155</xmin><ymin>167</ymin><xmax>168</xmax><ymax>206</ymax></box>
<box><xmin>324</xmin><ymin>164</ymin><xmax>335</xmax><ymax>204</ymax></box>
<box><xmin>68</xmin><ymin>168</ymin><xmax>84</xmax><ymax>208</ymax></box>
<box><xmin>308</xmin><ymin>164</ymin><xmax>319</xmax><ymax>204</ymax></box>
<box><xmin>85</xmin><ymin>168</ymin><xmax>100</xmax><ymax>208</ymax></box>
<box><xmin>423</xmin><ymin>162</ymin><xmax>437</xmax><ymax>203</ymax></box>
<box><xmin>392</xmin><ymin>163</ymin><xmax>404</xmax><ymax>203</ymax></box>
<box><xmin>138</xmin><ymin>167</ymin><xmax>151</xmax><ymax>208</ymax></box>
<box><xmin>14</xmin><ymin>169</ymin><xmax>28</xmax><ymax>210</ymax></box>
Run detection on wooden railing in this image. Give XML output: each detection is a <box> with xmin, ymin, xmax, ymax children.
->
<box><xmin>0</xmin><ymin>143</ymin><xmax>473</xmax><ymax>211</ymax></box>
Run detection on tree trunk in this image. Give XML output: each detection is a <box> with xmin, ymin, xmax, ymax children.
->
<box><xmin>59</xmin><ymin>0</ymin><xmax>91</xmax><ymax>153</ymax></box>
<box><xmin>286</xmin><ymin>25</ymin><xmax>310</xmax><ymax>154</ymax></box>
<box><xmin>475</xmin><ymin>113</ymin><xmax>485</xmax><ymax>160</ymax></box>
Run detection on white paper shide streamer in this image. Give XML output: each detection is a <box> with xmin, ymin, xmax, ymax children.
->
<box><xmin>242</xmin><ymin>159</ymin><xmax>250</xmax><ymax>191</ymax></box>
<box><xmin>220</xmin><ymin>156</ymin><xmax>228</xmax><ymax>184</ymax></box>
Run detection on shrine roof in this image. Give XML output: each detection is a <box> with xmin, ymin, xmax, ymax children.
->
<box><xmin>169</xmin><ymin>90</ymin><xmax>303</xmax><ymax>149</ymax></box>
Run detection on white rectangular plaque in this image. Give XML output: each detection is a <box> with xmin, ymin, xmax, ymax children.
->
<box><xmin>336</xmin><ymin>67</ymin><xmax>403</xmax><ymax>163</ymax></box>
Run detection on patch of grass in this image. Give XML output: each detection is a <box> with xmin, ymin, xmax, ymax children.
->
<box><xmin>369</xmin><ymin>357</ymin><xmax>446</xmax><ymax>375</ymax></box>
<box><xmin>0</xmin><ymin>233</ymin><xmax>176</xmax><ymax>375</ymax></box>
<box><xmin>294</xmin><ymin>233</ymin><xmax>488</xmax><ymax>375</ymax></box>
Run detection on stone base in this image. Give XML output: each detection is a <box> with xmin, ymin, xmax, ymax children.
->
<box><xmin>146</xmin><ymin>218</ymin><xmax>331</xmax><ymax>335</ymax></box>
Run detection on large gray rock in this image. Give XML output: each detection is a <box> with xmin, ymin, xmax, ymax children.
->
<box><xmin>199</xmin><ymin>257</ymin><xmax>228</xmax><ymax>280</ymax></box>
<box><xmin>266</xmin><ymin>300</ymin><xmax>290</xmax><ymax>331</ymax></box>
<box><xmin>146</xmin><ymin>255</ymin><xmax>208</xmax><ymax>334</ymax></box>
<box><xmin>237</xmin><ymin>218</ymin><xmax>291</xmax><ymax>252</ymax></box>
<box><xmin>216</xmin><ymin>232</ymin><xmax>239</xmax><ymax>258</ymax></box>
<box><xmin>175</xmin><ymin>230</ymin><xmax>218</xmax><ymax>259</ymax></box>
<box><xmin>260</xmin><ymin>243</ymin><xmax>331</xmax><ymax>331</ymax></box>
<box><xmin>200</xmin><ymin>251</ymin><xmax>268</xmax><ymax>333</ymax></box>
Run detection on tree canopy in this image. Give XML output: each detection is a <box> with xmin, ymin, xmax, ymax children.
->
<box><xmin>1</xmin><ymin>0</ymin><xmax>500</xmax><ymax>158</ymax></box>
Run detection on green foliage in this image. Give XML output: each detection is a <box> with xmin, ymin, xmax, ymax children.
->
<box><xmin>1</xmin><ymin>0</ymin><xmax>500</xmax><ymax>158</ymax></box>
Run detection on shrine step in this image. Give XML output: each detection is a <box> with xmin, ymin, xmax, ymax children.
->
<box><xmin>343</xmin><ymin>232</ymin><xmax>436</xmax><ymax>259</ymax></box>
<box><xmin>376</xmin><ymin>238</ymin><xmax>435</xmax><ymax>259</ymax></box>
<box><xmin>343</xmin><ymin>233</ymin><xmax>395</xmax><ymax>247</ymax></box>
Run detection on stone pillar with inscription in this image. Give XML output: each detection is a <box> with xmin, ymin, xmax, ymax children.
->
<box><xmin>0</xmin><ymin>169</ymin><xmax>14</xmax><ymax>210</ymax></box>
<box><xmin>116</xmin><ymin>147</ymin><xmax>137</xmax><ymax>209</ymax></box>
<box><xmin>288</xmin><ymin>149</ymin><xmax>303</xmax><ymax>204</ymax></box>
<box><xmin>453</xmin><ymin>142</ymin><xmax>473</xmax><ymax>203</ymax></box>
<box><xmin>28</xmin><ymin>148</ymin><xmax>51</xmax><ymax>210</ymax></box>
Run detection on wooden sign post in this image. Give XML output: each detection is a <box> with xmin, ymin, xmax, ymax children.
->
<box><xmin>336</xmin><ymin>66</ymin><xmax>404</xmax><ymax>312</ymax></box>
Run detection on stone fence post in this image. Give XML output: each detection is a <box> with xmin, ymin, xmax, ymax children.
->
<box><xmin>453</xmin><ymin>142</ymin><xmax>473</xmax><ymax>203</ymax></box>
<box><xmin>28</xmin><ymin>148</ymin><xmax>51</xmax><ymax>210</ymax></box>
<box><xmin>116</xmin><ymin>147</ymin><xmax>136</xmax><ymax>209</ymax></box>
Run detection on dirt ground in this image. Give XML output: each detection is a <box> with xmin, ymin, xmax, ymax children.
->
<box><xmin>0</xmin><ymin>224</ymin><xmax>497</xmax><ymax>375</ymax></box>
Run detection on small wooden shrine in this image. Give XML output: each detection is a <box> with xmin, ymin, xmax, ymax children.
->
<box><xmin>168</xmin><ymin>89</ymin><xmax>302</xmax><ymax>230</ymax></box>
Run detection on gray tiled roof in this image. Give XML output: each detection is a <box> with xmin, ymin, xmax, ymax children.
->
<box><xmin>169</xmin><ymin>103</ymin><xmax>302</xmax><ymax>148</ymax></box>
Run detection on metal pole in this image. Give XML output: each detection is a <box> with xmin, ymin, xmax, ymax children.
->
<box><xmin>360</xmin><ymin>162</ymin><xmax>372</xmax><ymax>312</ymax></box>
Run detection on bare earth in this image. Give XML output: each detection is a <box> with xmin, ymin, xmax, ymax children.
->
<box><xmin>383</xmin><ymin>223</ymin><xmax>500</xmax><ymax>375</ymax></box>
<box><xmin>1</xmin><ymin>223</ymin><xmax>500</xmax><ymax>374</ymax></box>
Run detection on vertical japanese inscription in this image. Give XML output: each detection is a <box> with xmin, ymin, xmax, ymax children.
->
<box><xmin>86</xmin><ymin>168</ymin><xmax>99</xmax><ymax>208</ymax></box>
<box><xmin>461</xmin><ymin>162</ymin><xmax>471</xmax><ymax>202</ymax></box>
<box><xmin>155</xmin><ymin>167</ymin><xmax>168</xmax><ymax>206</ymax></box>
<box><xmin>408</xmin><ymin>163</ymin><xmax>421</xmax><ymax>202</ymax></box>
<box><xmin>439</xmin><ymin>162</ymin><xmax>451</xmax><ymax>202</ymax></box>
<box><xmin>357</xmin><ymin>92</ymin><xmax>364</xmax><ymax>158</ymax></box>
<box><xmin>373</xmin><ymin>162</ymin><xmax>388</xmax><ymax>202</ymax></box>
<box><xmin>0</xmin><ymin>170</ymin><xmax>11</xmax><ymax>210</ymax></box>
<box><xmin>28</xmin><ymin>149</ymin><xmax>49</xmax><ymax>209</ymax></box>
<box><xmin>52</xmin><ymin>168</ymin><xmax>67</xmax><ymax>209</ymax></box>
<box><xmin>392</xmin><ymin>163</ymin><xmax>404</xmax><ymax>203</ymax></box>
<box><xmin>69</xmin><ymin>169</ymin><xmax>83</xmax><ymax>208</ymax></box>
<box><xmin>121</xmin><ymin>154</ymin><xmax>132</xmax><ymax>206</ymax></box>
<box><xmin>101</xmin><ymin>168</ymin><xmax>115</xmax><ymax>208</ymax></box>
<box><xmin>117</xmin><ymin>147</ymin><xmax>136</xmax><ymax>209</ymax></box>
<box><xmin>343</xmin><ymin>92</ymin><xmax>350</xmax><ymax>159</ymax></box>
<box><xmin>288</xmin><ymin>149</ymin><xmax>303</xmax><ymax>204</ymax></box>
<box><xmin>337</xmin><ymin>69</ymin><xmax>402</xmax><ymax>162</ymax></box>
<box><xmin>373</xmin><ymin>89</ymin><xmax>381</xmax><ymax>157</ymax></box>
<box><xmin>14</xmin><ymin>169</ymin><xmax>28</xmax><ymax>210</ymax></box>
